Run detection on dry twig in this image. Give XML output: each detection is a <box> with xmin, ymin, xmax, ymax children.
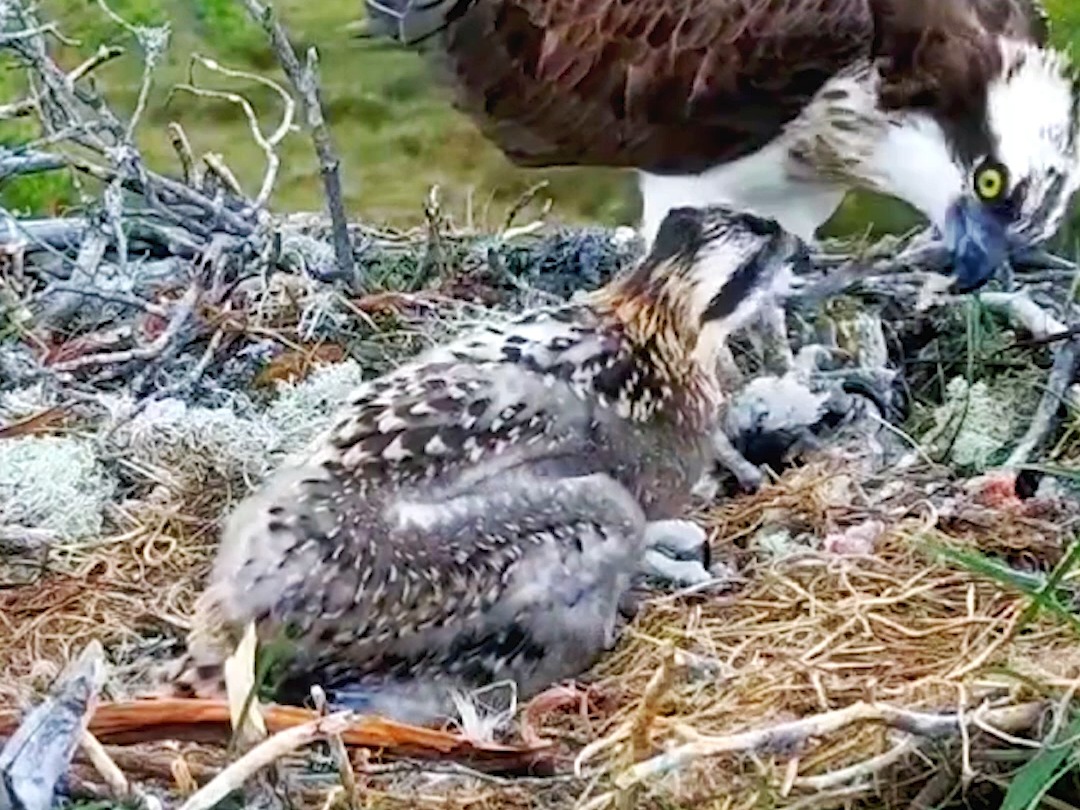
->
<box><xmin>236</xmin><ymin>0</ymin><xmax>355</xmax><ymax>281</ymax></box>
<box><xmin>176</xmin><ymin>711</ymin><xmax>354</xmax><ymax>810</ymax></box>
<box><xmin>614</xmin><ymin>700</ymin><xmax>1045</xmax><ymax>791</ymax></box>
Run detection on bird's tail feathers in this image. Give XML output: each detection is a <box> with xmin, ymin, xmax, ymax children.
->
<box><xmin>163</xmin><ymin>590</ymin><xmax>238</xmax><ymax>700</ymax></box>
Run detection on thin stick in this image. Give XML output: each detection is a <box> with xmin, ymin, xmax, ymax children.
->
<box><xmin>79</xmin><ymin>731</ymin><xmax>135</xmax><ymax>802</ymax></box>
<box><xmin>237</xmin><ymin>0</ymin><xmax>355</xmax><ymax>281</ymax></box>
<box><xmin>786</xmin><ymin>734</ymin><xmax>920</xmax><ymax>794</ymax></box>
<box><xmin>170</xmin><ymin>52</ymin><xmax>295</xmax><ymax>208</ymax></box>
<box><xmin>614</xmin><ymin>700</ymin><xmax>1045</xmax><ymax>790</ymax></box>
<box><xmin>311</xmin><ymin>686</ymin><xmax>361</xmax><ymax>810</ymax></box>
<box><xmin>95</xmin><ymin>0</ymin><xmax>169</xmax><ymax>142</ymax></box>
<box><xmin>50</xmin><ymin>284</ymin><xmax>199</xmax><ymax>375</ymax></box>
<box><xmin>628</xmin><ymin>646</ymin><xmax>679</xmax><ymax>763</ymax></box>
<box><xmin>177</xmin><ymin>711</ymin><xmax>355</xmax><ymax>810</ymax></box>
<box><xmin>167</xmin><ymin>122</ymin><xmax>199</xmax><ymax>186</ymax></box>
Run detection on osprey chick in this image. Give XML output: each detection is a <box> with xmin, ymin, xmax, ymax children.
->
<box><xmin>178</xmin><ymin>206</ymin><xmax>805</xmax><ymax>725</ymax></box>
<box><xmin>365</xmin><ymin>0</ymin><xmax>1079</xmax><ymax>291</ymax></box>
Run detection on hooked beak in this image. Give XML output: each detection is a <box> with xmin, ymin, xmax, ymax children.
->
<box><xmin>941</xmin><ymin>198</ymin><xmax>1076</xmax><ymax>292</ymax></box>
<box><xmin>943</xmin><ymin>197</ymin><xmax>1010</xmax><ymax>293</ymax></box>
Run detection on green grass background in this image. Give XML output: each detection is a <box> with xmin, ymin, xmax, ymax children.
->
<box><xmin>2</xmin><ymin>0</ymin><xmax>1079</xmax><ymax>241</ymax></box>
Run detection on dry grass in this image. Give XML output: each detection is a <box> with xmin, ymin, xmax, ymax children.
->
<box><xmin>4</xmin><ymin>454</ymin><xmax>1080</xmax><ymax>809</ymax></box>
<box><xmin>0</xmin><ymin>511</ymin><xmax>217</xmax><ymax>706</ymax></box>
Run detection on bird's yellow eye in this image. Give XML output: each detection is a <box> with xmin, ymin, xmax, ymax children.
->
<box><xmin>974</xmin><ymin>164</ymin><xmax>1006</xmax><ymax>201</ymax></box>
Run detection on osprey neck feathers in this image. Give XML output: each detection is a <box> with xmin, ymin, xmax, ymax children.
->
<box><xmin>640</xmin><ymin>37</ymin><xmax>1078</xmax><ymax>246</ymax></box>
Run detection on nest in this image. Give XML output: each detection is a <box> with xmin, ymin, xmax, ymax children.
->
<box><xmin>5</xmin><ymin>447</ymin><xmax>1080</xmax><ymax>810</ymax></box>
<box><xmin>2</xmin><ymin>172</ymin><xmax>1080</xmax><ymax>810</ymax></box>
<box><xmin>5</xmin><ymin>1</ymin><xmax>1080</xmax><ymax>808</ymax></box>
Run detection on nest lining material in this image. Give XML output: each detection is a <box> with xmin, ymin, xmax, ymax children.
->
<box><xmin>2</xmin><ymin>220</ymin><xmax>1079</xmax><ymax>809</ymax></box>
<box><xmin>3</xmin><ymin>449</ymin><xmax>1079</xmax><ymax>808</ymax></box>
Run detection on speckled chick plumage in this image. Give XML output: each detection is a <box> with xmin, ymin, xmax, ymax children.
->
<box><xmin>179</xmin><ymin>206</ymin><xmax>805</xmax><ymax>724</ymax></box>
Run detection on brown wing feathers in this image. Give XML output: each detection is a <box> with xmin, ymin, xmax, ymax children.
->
<box><xmin>370</xmin><ymin>0</ymin><xmax>873</xmax><ymax>173</ymax></box>
<box><xmin>364</xmin><ymin>0</ymin><xmax>1051</xmax><ymax>173</ymax></box>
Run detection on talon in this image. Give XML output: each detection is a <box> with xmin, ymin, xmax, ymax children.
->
<box><xmin>638</xmin><ymin>519</ymin><xmax>717</xmax><ymax>589</ymax></box>
<box><xmin>617</xmin><ymin>590</ymin><xmax>641</xmax><ymax>622</ymax></box>
<box><xmin>691</xmin><ymin>473</ymin><xmax>722</xmax><ymax>502</ymax></box>
<box><xmin>733</xmin><ymin>468</ymin><xmax>765</xmax><ymax>495</ymax></box>
<box><xmin>709</xmin><ymin>426</ymin><xmax>766</xmax><ymax>495</ymax></box>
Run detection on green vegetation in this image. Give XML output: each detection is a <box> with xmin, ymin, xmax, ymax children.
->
<box><xmin>1</xmin><ymin>0</ymin><xmax>634</xmax><ymax>227</ymax></box>
<box><xmin>2</xmin><ymin>1</ymin><xmax>1079</xmax><ymax>241</ymax></box>
<box><xmin>935</xmin><ymin>531</ymin><xmax>1080</xmax><ymax>810</ymax></box>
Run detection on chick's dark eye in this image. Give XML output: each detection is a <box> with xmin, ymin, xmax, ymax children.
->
<box><xmin>974</xmin><ymin>160</ymin><xmax>1009</xmax><ymax>201</ymax></box>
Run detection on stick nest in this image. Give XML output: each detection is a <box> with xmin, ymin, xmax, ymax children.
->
<box><xmin>5</xmin><ymin>454</ymin><xmax>1080</xmax><ymax>809</ymax></box>
<box><xmin>4</xmin><ymin>1</ymin><xmax>1080</xmax><ymax>808</ymax></box>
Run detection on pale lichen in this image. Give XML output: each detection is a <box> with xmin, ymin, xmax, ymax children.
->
<box><xmin>100</xmin><ymin>360</ymin><xmax>370</xmax><ymax>513</ymax></box>
<box><xmin>920</xmin><ymin>375</ymin><xmax>1040</xmax><ymax>471</ymax></box>
<box><xmin>108</xmin><ymin>398</ymin><xmax>278</xmax><ymax>497</ymax></box>
<box><xmin>263</xmin><ymin>358</ymin><xmax>368</xmax><ymax>455</ymax></box>
<box><xmin>0</xmin><ymin>435</ymin><xmax>116</xmax><ymax>540</ymax></box>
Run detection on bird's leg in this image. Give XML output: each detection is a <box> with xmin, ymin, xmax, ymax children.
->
<box><xmin>693</xmin><ymin>427</ymin><xmax>766</xmax><ymax>501</ymax></box>
<box><xmin>756</xmin><ymin>298</ymin><xmax>796</xmax><ymax>375</ymax></box>
<box><xmin>694</xmin><ymin>344</ymin><xmax>833</xmax><ymax>503</ymax></box>
<box><xmin>716</xmin><ymin>341</ymin><xmax>746</xmax><ymax>389</ymax></box>
<box><xmin>694</xmin><ymin>338</ymin><xmax>764</xmax><ymax>500</ymax></box>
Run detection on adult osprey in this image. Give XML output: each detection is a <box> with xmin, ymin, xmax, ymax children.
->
<box><xmin>363</xmin><ymin>0</ymin><xmax>1079</xmax><ymax>291</ymax></box>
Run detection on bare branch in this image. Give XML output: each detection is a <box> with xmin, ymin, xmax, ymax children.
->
<box><xmin>94</xmin><ymin>0</ymin><xmax>171</xmax><ymax>140</ymax></box>
<box><xmin>176</xmin><ymin>711</ymin><xmax>356</xmax><ymax>810</ymax></box>
<box><xmin>51</xmin><ymin>284</ymin><xmax>200</xmax><ymax>376</ymax></box>
<box><xmin>611</xmin><ymin>700</ymin><xmax>1046</xmax><ymax>794</ymax></box>
<box><xmin>0</xmin><ymin>145</ymin><xmax>68</xmax><ymax>178</ymax></box>
<box><xmin>236</xmin><ymin>0</ymin><xmax>355</xmax><ymax>281</ymax></box>
<box><xmin>167</xmin><ymin>122</ymin><xmax>199</xmax><ymax>186</ymax></box>
<box><xmin>169</xmin><ymin>52</ymin><xmax>295</xmax><ymax>208</ymax></box>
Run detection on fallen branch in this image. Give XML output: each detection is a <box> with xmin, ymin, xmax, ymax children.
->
<box><xmin>0</xmin><ymin>641</ymin><xmax>106</xmax><ymax>810</ymax></box>
<box><xmin>612</xmin><ymin>700</ymin><xmax>1046</xmax><ymax>791</ymax></box>
<box><xmin>0</xmin><ymin>698</ymin><xmax>556</xmax><ymax>775</ymax></box>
